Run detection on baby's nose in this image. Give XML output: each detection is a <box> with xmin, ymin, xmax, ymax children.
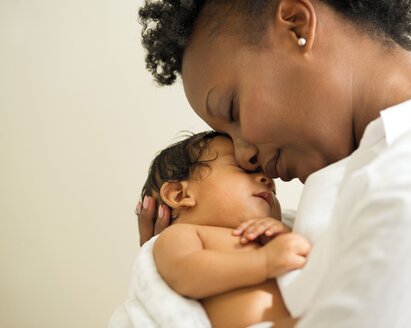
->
<box><xmin>256</xmin><ymin>174</ymin><xmax>274</xmax><ymax>190</ymax></box>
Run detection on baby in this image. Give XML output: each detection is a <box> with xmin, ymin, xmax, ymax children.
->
<box><xmin>141</xmin><ymin>131</ymin><xmax>310</xmax><ymax>328</ymax></box>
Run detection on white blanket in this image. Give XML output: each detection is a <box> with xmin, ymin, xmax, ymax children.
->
<box><xmin>108</xmin><ymin>235</ymin><xmax>212</xmax><ymax>328</ymax></box>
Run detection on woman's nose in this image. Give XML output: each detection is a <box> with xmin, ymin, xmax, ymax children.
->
<box><xmin>233</xmin><ymin>138</ymin><xmax>260</xmax><ymax>172</ymax></box>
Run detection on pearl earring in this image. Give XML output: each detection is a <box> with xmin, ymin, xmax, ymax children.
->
<box><xmin>297</xmin><ymin>37</ymin><xmax>306</xmax><ymax>47</ymax></box>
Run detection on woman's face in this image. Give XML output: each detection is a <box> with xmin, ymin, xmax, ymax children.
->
<box><xmin>182</xmin><ymin>7</ymin><xmax>354</xmax><ymax>182</ymax></box>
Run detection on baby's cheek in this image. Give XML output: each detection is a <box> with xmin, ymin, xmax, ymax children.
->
<box><xmin>272</xmin><ymin>197</ymin><xmax>282</xmax><ymax>219</ymax></box>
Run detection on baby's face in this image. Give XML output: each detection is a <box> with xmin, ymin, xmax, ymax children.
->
<box><xmin>186</xmin><ymin>136</ymin><xmax>282</xmax><ymax>228</ymax></box>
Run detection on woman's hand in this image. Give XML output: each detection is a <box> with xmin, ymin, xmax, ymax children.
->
<box><xmin>233</xmin><ymin>217</ymin><xmax>291</xmax><ymax>245</ymax></box>
<box><xmin>136</xmin><ymin>196</ymin><xmax>171</xmax><ymax>246</ymax></box>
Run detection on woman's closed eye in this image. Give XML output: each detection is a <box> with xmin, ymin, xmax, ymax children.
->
<box><xmin>246</xmin><ymin>167</ymin><xmax>262</xmax><ymax>174</ymax></box>
<box><xmin>228</xmin><ymin>94</ymin><xmax>238</xmax><ymax>123</ymax></box>
<box><xmin>230</xmin><ymin>163</ymin><xmax>262</xmax><ymax>175</ymax></box>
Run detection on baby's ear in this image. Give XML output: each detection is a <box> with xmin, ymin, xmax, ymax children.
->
<box><xmin>160</xmin><ymin>181</ymin><xmax>196</xmax><ymax>210</ymax></box>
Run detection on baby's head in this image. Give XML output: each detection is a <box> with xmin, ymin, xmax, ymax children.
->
<box><xmin>141</xmin><ymin>130</ymin><xmax>222</xmax><ymax>208</ymax></box>
<box><xmin>141</xmin><ymin>131</ymin><xmax>281</xmax><ymax>227</ymax></box>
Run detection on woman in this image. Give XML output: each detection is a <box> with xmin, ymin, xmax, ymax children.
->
<box><xmin>136</xmin><ymin>1</ymin><xmax>411</xmax><ymax>327</ymax></box>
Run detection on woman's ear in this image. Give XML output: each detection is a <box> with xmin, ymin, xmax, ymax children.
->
<box><xmin>275</xmin><ymin>0</ymin><xmax>317</xmax><ymax>53</ymax></box>
<box><xmin>159</xmin><ymin>181</ymin><xmax>196</xmax><ymax>210</ymax></box>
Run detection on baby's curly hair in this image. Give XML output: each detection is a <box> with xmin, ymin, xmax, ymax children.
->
<box><xmin>138</xmin><ymin>0</ymin><xmax>411</xmax><ymax>85</ymax></box>
<box><xmin>141</xmin><ymin>130</ymin><xmax>225</xmax><ymax>206</ymax></box>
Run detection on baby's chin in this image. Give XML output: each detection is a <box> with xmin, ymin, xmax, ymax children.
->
<box><xmin>242</xmin><ymin>210</ymin><xmax>278</xmax><ymax>222</ymax></box>
<box><xmin>271</xmin><ymin>210</ymin><xmax>282</xmax><ymax>220</ymax></box>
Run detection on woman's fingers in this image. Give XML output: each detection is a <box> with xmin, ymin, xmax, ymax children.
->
<box><xmin>137</xmin><ymin>196</ymin><xmax>156</xmax><ymax>246</ymax></box>
<box><xmin>137</xmin><ymin>197</ymin><xmax>172</xmax><ymax>246</ymax></box>
<box><xmin>154</xmin><ymin>204</ymin><xmax>171</xmax><ymax>235</ymax></box>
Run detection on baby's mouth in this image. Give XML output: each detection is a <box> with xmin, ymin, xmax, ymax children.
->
<box><xmin>254</xmin><ymin>191</ymin><xmax>274</xmax><ymax>207</ymax></box>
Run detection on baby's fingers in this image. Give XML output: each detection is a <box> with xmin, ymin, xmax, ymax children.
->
<box><xmin>288</xmin><ymin>240</ymin><xmax>312</xmax><ymax>270</ymax></box>
<box><xmin>232</xmin><ymin>219</ymin><xmax>257</xmax><ymax>236</ymax></box>
<box><xmin>237</xmin><ymin>220</ymin><xmax>277</xmax><ymax>244</ymax></box>
<box><xmin>296</xmin><ymin>237</ymin><xmax>311</xmax><ymax>257</ymax></box>
<box><xmin>241</xmin><ymin>220</ymin><xmax>284</xmax><ymax>243</ymax></box>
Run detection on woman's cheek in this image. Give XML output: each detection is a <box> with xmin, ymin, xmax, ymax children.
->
<box><xmin>240</xmin><ymin>110</ymin><xmax>277</xmax><ymax>144</ymax></box>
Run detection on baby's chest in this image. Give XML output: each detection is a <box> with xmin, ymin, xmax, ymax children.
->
<box><xmin>197</xmin><ymin>226</ymin><xmax>260</xmax><ymax>252</ymax></box>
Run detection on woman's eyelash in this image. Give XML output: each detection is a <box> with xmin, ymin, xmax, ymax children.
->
<box><xmin>229</xmin><ymin>97</ymin><xmax>236</xmax><ymax>122</ymax></box>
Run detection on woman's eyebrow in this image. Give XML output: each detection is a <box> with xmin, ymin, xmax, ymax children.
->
<box><xmin>205</xmin><ymin>86</ymin><xmax>216</xmax><ymax>117</ymax></box>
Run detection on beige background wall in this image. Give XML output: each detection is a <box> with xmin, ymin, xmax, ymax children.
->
<box><xmin>0</xmin><ymin>1</ymin><xmax>303</xmax><ymax>327</ymax></box>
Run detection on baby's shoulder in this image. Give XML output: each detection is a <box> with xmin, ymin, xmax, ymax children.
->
<box><xmin>157</xmin><ymin>223</ymin><xmax>230</xmax><ymax>244</ymax></box>
<box><xmin>156</xmin><ymin>223</ymin><xmax>201</xmax><ymax>244</ymax></box>
<box><xmin>154</xmin><ymin>223</ymin><xmax>207</xmax><ymax>254</ymax></box>
<box><xmin>163</xmin><ymin>222</ymin><xmax>199</xmax><ymax>234</ymax></box>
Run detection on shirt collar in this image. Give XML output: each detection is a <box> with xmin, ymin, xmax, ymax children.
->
<box><xmin>359</xmin><ymin>99</ymin><xmax>411</xmax><ymax>149</ymax></box>
<box><xmin>380</xmin><ymin>99</ymin><xmax>411</xmax><ymax>145</ymax></box>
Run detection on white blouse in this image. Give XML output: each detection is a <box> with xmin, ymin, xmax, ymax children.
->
<box><xmin>279</xmin><ymin>99</ymin><xmax>411</xmax><ymax>328</ymax></box>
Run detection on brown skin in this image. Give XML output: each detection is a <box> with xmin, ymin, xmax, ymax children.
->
<box><xmin>137</xmin><ymin>196</ymin><xmax>171</xmax><ymax>244</ymax></box>
<box><xmin>182</xmin><ymin>0</ymin><xmax>411</xmax><ymax>183</ymax></box>
<box><xmin>275</xmin><ymin>317</ymin><xmax>299</xmax><ymax>327</ymax></box>
<box><xmin>138</xmin><ymin>0</ymin><xmax>411</xmax><ymax>242</ymax></box>
<box><xmin>137</xmin><ymin>0</ymin><xmax>411</xmax><ymax>324</ymax></box>
<box><xmin>151</xmin><ymin>138</ymin><xmax>309</xmax><ymax>327</ymax></box>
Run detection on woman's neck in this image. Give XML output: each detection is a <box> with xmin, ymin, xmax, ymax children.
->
<box><xmin>351</xmin><ymin>43</ymin><xmax>411</xmax><ymax>147</ymax></box>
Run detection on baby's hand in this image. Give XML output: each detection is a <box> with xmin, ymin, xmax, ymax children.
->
<box><xmin>233</xmin><ymin>217</ymin><xmax>291</xmax><ymax>245</ymax></box>
<box><xmin>260</xmin><ymin>233</ymin><xmax>311</xmax><ymax>278</ymax></box>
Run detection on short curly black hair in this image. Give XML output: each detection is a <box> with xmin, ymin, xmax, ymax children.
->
<box><xmin>324</xmin><ymin>1</ymin><xmax>411</xmax><ymax>49</ymax></box>
<box><xmin>138</xmin><ymin>0</ymin><xmax>411</xmax><ymax>85</ymax></box>
<box><xmin>138</xmin><ymin>0</ymin><xmax>275</xmax><ymax>85</ymax></box>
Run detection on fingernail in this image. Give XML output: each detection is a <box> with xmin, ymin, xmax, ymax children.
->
<box><xmin>136</xmin><ymin>202</ymin><xmax>142</xmax><ymax>215</ymax></box>
<box><xmin>143</xmin><ymin>196</ymin><xmax>150</xmax><ymax>209</ymax></box>
<box><xmin>158</xmin><ymin>205</ymin><xmax>164</xmax><ymax>219</ymax></box>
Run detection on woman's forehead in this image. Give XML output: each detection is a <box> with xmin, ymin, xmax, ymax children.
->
<box><xmin>182</xmin><ymin>23</ymin><xmax>242</xmax><ymax>124</ymax></box>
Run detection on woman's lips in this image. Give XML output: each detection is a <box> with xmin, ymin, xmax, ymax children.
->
<box><xmin>263</xmin><ymin>150</ymin><xmax>280</xmax><ymax>178</ymax></box>
<box><xmin>264</xmin><ymin>150</ymin><xmax>292</xmax><ymax>181</ymax></box>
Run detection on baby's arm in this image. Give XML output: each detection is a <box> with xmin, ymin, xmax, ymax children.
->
<box><xmin>153</xmin><ymin>224</ymin><xmax>267</xmax><ymax>299</ymax></box>
<box><xmin>153</xmin><ymin>223</ymin><xmax>309</xmax><ymax>299</ymax></box>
